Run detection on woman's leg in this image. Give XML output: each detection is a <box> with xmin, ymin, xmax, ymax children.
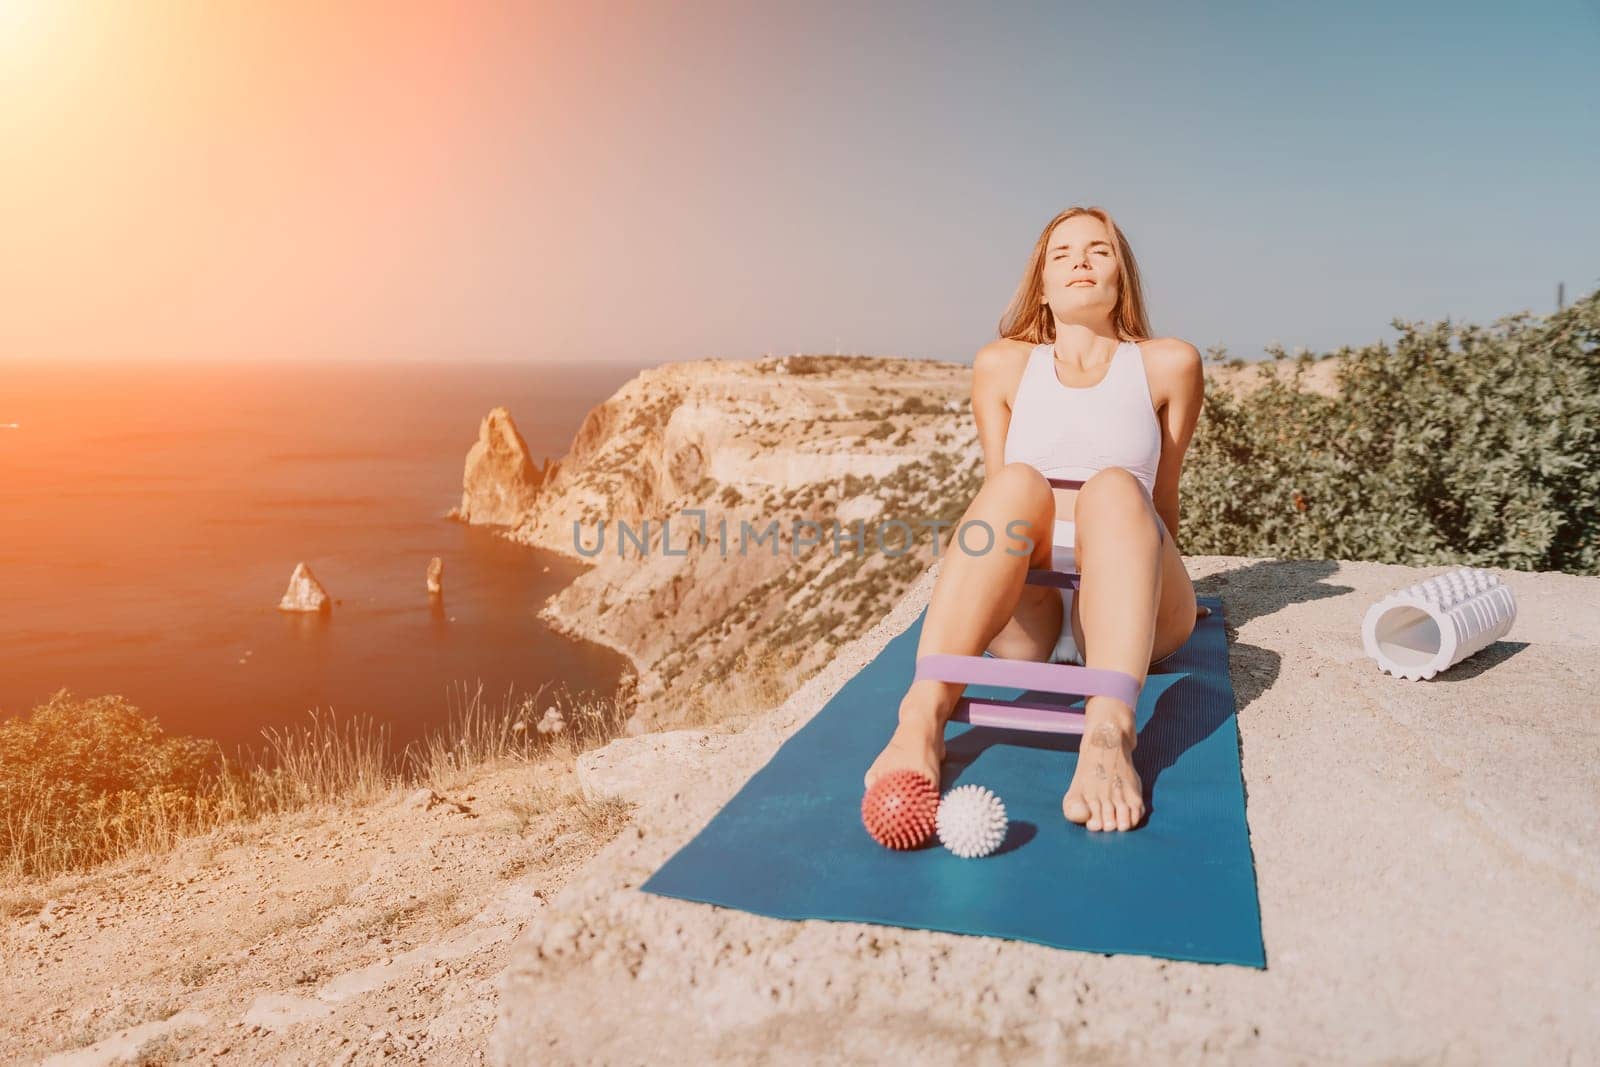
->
<box><xmin>1065</xmin><ymin>509</ymin><xmax>1197</xmax><ymax>667</ymax></box>
<box><xmin>1059</xmin><ymin>466</ymin><xmax>1172</xmax><ymax>832</ymax></box>
<box><xmin>863</xmin><ymin>462</ymin><xmax>1059</xmax><ymax>791</ymax></box>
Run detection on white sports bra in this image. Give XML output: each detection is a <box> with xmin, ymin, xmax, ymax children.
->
<box><xmin>1001</xmin><ymin>339</ymin><xmax>1163</xmax><ymax>499</ymax></box>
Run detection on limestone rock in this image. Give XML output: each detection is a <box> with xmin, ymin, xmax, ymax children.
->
<box><xmin>34</xmin><ymin>899</ymin><xmax>73</xmax><ymax>931</ymax></box>
<box><xmin>836</xmin><ymin>493</ymin><xmax>884</xmax><ymax>526</ymax></box>
<box><xmin>242</xmin><ymin>993</ymin><xmax>333</xmax><ymax>1033</ymax></box>
<box><xmin>277</xmin><ymin>562</ymin><xmax>330</xmax><ymax>613</ymax></box>
<box><xmin>454</xmin><ymin>407</ymin><xmax>547</xmax><ymax>526</ymax></box>
<box><xmin>426</xmin><ymin>556</ymin><xmax>444</xmax><ymax>595</ymax></box>
<box><xmin>40</xmin><ymin>1009</ymin><xmax>211</xmax><ymax>1065</ymax></box>
<box><xmin>500</xmin><ymin>356</ymin><xmax>976</xmax><ymax>729</ymax></box>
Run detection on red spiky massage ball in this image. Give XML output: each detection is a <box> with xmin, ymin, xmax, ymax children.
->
<box><xmin>861</xmin><ymin>769</ymin><xmax>940</xmax><ymax>850</ymax></box>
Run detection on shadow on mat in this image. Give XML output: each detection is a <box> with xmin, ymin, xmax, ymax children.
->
<box><xmin>1134</xmin><ymin>672</ymin><xmax>1230</xmax><ymax>806</ymax></box>
<box><xmin>938</xmin><ymin>598</ymin><xmax>1242</xmax><ymax>814</ymax></box>
<box><xmin>938</xmin><ymin>670</ymin><xmax>1230</xmax><ymax>817</ymax></box>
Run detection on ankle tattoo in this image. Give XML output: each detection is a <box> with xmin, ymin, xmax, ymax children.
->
<box><xmin>1088</xmin><ymin>723</ymin><xmax>1121</xmax><ymax>750</ymax></box>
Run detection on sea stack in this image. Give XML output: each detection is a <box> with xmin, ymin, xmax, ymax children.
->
<box><xmin>426</xmin><ymin>556</ymin><xmax>444</xmax><ymax>595</ymax></box>
<box><xmin>451</xmin><ymin>406</ymin><xmax>546</xmax><ymax>525</ymax></box>
<box><xmin>277</xmin><ymin>562</ymin><xmax>331</xmax><ymax>613</ymax></box>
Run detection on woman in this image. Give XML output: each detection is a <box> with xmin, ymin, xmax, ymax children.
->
<box><xmin>862</xmin><ymin>205</ymin><xmax>1207</xmax><ymax>833</ymax></box>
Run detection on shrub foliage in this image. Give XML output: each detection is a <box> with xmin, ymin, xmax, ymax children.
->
<box><xmin>1182</xmin><ymin>288</ymin><xmax>1599</xmax><ymax>574</ymax></box>
<box><xmin>0</xmin><ymin>690</ymin><xmax>223</xmax><ymax>878</ymax></box>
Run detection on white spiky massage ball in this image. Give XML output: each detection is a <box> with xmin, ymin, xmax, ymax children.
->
<box><xmin>935</xmin><ymin>784</ymin><xmax>1008</xmax><ymax>859</ymax></box>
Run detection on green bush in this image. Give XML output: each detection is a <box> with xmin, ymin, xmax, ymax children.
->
<box><xmin>1183</xmin><ymin>289</ymin><xmax>1599</xmax><ymax>573</ymax></box>
<box><xmin>894</xmin><ymin>395</ymin><xmax>945</xmax><ymax>415</ymax></box>
<box><xmin>863</xmin><ymin>420</ymin><xmax>895</xmax><ymax>441</ymax></box>
<box><xmin>1</xmin><ymin>690</ymin><xmax>224</xmax><ymax>878</ymax></box>
<box><xmin>3</xmin><ymin>682</ymin><xmax>627</xmax><ymax>881</ymax></box>
<box><xmin>1</xmin><ymin>689</ymin><xmax>217</xmax><ymax>808</ymax></box>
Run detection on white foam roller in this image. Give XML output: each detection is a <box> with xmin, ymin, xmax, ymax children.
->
<box><xmin>1362</xmin><ymin>566</ymin><xmax>1517</xmax><ymax>680</ymax></box>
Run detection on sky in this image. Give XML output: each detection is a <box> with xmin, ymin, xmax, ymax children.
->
<box><xmin>1</xmin><ymin>0</ymin><xmax>1597</xmax><ymax>365</ymax></box>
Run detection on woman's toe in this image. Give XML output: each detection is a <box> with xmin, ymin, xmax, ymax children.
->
<box><xmin>1063</xmin><ymin>790</ymin><xmax>1091</xmax><ymax>825</ymax></box>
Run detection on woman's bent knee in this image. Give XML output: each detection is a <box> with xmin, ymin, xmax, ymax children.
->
<box><xmin>987</xmin><ymin>462</ymin><xmax>1052</xmax><ymax>507</ymax></box>
<box><xmin>1077</xmin><ymin>466</ymin><xmax>1141</xmax><ymax>499</ymax></box>
<box><xmin>1074</xmin><ymin>467</ymin><xmax>1150</xmax><ymax>522</ymax></box>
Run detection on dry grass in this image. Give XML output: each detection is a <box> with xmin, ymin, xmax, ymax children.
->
<box><xmin>496</xmin><ymin>731</ymin><xmax>635</xmax><ymax>846</ymax></box>
<box><xmin>408</xmin><ymin>679</ymin><xmax>624</xmax><ymax>791</ymax></box>
<box><xmin>498</xmin><ymin>743</ymin><xmax>590</xmax><ymax>834</ymax></box>
<box><xmin>366</xmin><ymin>886</ymin><xmax>461</xmax><ymax>939</ymax></box>
<box><xmin>502</xmin><ymin>785</ymin><xmax>548</xmax><ymax>838</ymax></box>
<box><xmin>0</xmin><ymin>887</ymin><xmax>46</xmax><ymax>920</ymax></box>
<box><xmin>249</xmin><ymin>708</ymin><xmax>400</xmax><ymax>810</ymax></box>
<box><xmin>1</xmin><ymin>678</ymin><xmax>632</xmax><ymax>887</ymax></box>
<box><xmin>572</xmin><ymin>791</ymin><xmax>635</xmax><ymax>840</ymax></box>
<box><xmin>4</xmin><ymin>787</ymin><xmax>223</xmax><ymax>887</ymax></box>
<box><xmin>677</xmin><ymin>642</ymin><xmax>804</xmax><ymax>731</ymax></box>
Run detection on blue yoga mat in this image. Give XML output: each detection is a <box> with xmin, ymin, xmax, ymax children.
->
<box><xmin>640</xmin><ymin>595</ymin><xmax>1265</xmax><ymax>968</ymax></box>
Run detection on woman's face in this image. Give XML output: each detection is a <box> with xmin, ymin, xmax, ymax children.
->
<box><xmin>1040</xmin><ymin>214</ymin><xmax>1119</xmax><ymax>323</ymax></box>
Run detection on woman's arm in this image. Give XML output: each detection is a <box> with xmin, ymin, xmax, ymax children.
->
<box><xmin>1147</xmin><ymin>338</ymin><xmax>1206</xmax><ymax>547</ymax></box>
<box><xmin>972</xmin><ymin>340</ymin><xmax>1024</xmax><ymax>480</ymax></box>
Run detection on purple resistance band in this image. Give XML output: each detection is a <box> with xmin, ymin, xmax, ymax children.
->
<box><xmin>913</xmin><ymin>654</ymin><xmax>1141</xmax><ymax>736</ymax></box>
<box><xmin>909</xmin><ymin>473</ymin><xmax>1148</xmax><ymax>736</ymax></box>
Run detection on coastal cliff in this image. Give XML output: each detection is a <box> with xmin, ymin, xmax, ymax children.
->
<box><xmin>501</xmin><ymin>355</ymin><xmax>975</xmax><ymax>731</ymax></box>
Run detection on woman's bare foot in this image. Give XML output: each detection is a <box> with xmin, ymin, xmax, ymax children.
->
<box><xmin>863</xmin><ymin>690</ymin><xmax>947</xmax><ymax>792</ymax></box>
<box><xmin>1062</xmin><ymin>698</ymin><xmax>1145</xmax><ymax>831</ymax></box>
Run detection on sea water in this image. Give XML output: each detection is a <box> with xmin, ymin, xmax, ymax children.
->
<box><xmin>0</xmin><ymin>358</ymin><xmax>648</xmax><ymax>754</ymax></box>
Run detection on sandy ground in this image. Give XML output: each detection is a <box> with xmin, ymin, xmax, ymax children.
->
<box><xmin>494</xmin><ymin>556</ymin><xmax>1600</xmax><ymax>1065</ymax></box>
<box><xmin>1</xmin><ymin>755</ymin><xmax>635</xmax><ymax>1066</ymax></box>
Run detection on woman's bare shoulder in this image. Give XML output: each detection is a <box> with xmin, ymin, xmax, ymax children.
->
<box><xmin>1132</xmin><ymin>337</ymin><xmax>1204</xmax><ymax>406</ymax></box>
<box><xmin>979</xmin><ymin>337</ymin><xmax>1035</xmax><ymax>357</ymax></box>
<box><xmin>1132</xmin><ymin>336</ymin><xmax>1201</xmax><ymax>360</ymax></box>
<box><xmin>973</xmin><ymin>337</ymin><xmax>1034</xmax><ymax>379</ymax></box>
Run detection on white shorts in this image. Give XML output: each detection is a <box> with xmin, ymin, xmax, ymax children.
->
<box><xmin>980</xmin><ymin>517</ymin><xmax>1084</xmax><ymax>667</ymax></box>
<box><xmin>1048</xmin><ymin>519</ymin><xmax>1084</xmax><ymax>666</ymax></box>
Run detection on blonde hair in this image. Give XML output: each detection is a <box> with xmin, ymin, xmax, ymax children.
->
<box><xmin>997</xmin><ymin>205</ymin><xmax>1153</xmax><ymax>344</ymax></box>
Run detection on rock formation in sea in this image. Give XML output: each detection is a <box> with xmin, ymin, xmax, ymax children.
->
<box><xmin>426</xmin><ymin>556</ymin><xmax>444</xmax><ymax>595</ymax></box>
<box><xmin>277</xmin><ymin>561</ymin><xmax>331</xmax><ymax>613</ymax></box>
<box><xmin>449</xmin><ymin>406</ymin><xmax>553</xmax><ymax>526</ymax></box>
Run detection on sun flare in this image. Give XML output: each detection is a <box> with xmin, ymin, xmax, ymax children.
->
<box><xmin>0</xmin><ymin>0</ymin><xmax>65</xmax><ymax>74</ymax></box>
